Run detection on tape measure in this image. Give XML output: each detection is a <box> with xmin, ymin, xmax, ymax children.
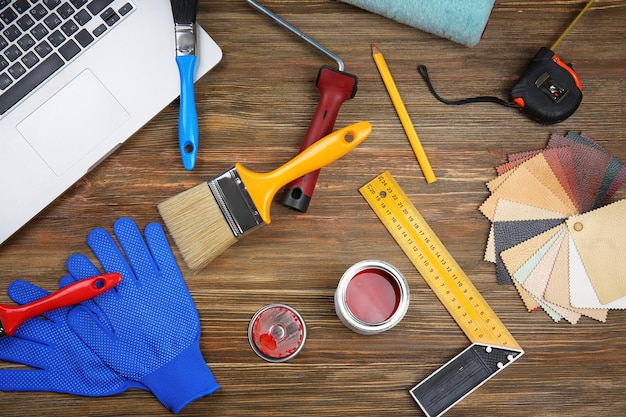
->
<box><xmin>360</xmin><ymin>171</ymin><xmax>523</xmax><ymax>417</ymax></box>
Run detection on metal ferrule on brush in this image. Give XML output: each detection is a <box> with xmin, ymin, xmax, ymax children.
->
<box><xmin>174</xmin><ymin>23</ymin><xmax>196</xmax><ymax>56</ymax></box>
<box><xmin>208</xmin><ymin>168</ymin><xmax>264</xmax><ymax>238</ymax></box>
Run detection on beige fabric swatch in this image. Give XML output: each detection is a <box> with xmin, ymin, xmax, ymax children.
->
<box><xmin>566</xmin><ymin>199</ymin><xmax>626</xmax><ymax>304</ymax></box>
<box><xmin>569</xmin><ymin>233</ymin><xmax>626</xmax><ymax>309</ymax></box>
<box><xmin>480</xmin><ymin>165</ymin><xmax>576</xmax><ymax>221</ymax></box>
<box><xmin>522</xmin><ymin>231</ymin><xmax>581</xmax><ymax>324</ymax></box>
<box><xmin>488</xmin><ymin>154</ymin><xmax>577</xmax><ymax>213</ymax></box>
<box><xmin>500</xmin><ymin>225</ymin><xmax>565</xmax><ymax>313</ymax></box>
<box><xmin>543</xmin><ymin>233</ymin><xmax>608</xmax><ymax>322</ymax></box>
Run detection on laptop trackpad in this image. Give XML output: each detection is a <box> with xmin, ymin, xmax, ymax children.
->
<box><xmin>17</xmin><ymin>70</ymin><xmax>130</xmax><ymax>176</ymax></box>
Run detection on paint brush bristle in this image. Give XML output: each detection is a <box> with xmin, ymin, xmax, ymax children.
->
<box><xmin>170</xmin><ymin>0</ymin><xmax>198</xmax><ymax>24</ymax></box>
<box><xmin>158</xmin><ymin>182</ymin><xmax>237</xmax><ymax>271</ymax></box>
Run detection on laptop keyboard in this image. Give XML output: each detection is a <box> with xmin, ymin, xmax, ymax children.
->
<box><xmin>0</xmin><ymin>0</ymin><xmax>135</xmax><ymax>116</ymax></box>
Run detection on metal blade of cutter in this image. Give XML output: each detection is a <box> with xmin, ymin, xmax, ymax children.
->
<box><xmin>247</xmin><ymin>0</ymin><xmax>358</xmax><ymax>213</ymax></box>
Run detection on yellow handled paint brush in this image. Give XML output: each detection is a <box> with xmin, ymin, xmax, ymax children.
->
<box><xmin>158</xmin><ymin>121</ymin><xmax>372</xmax><ymax>271</ymax></box>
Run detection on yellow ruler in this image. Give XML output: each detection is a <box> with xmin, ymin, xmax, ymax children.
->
<box><xmin>360</xmin><ymin>171</ymin><xmax>520</xmax><ymax>349</ymax></box>
<box><xmin>360</xmin><ymin>171</ymin><xmax>523</xmax><ymax>417</ymax></box>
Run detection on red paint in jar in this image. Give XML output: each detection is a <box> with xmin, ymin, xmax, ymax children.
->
<box><xmin>335</xmin><ymin>260</ymin><xmax>410</xmax><ymax>335</ymax></box>
<box><xmin>345</xmin><ymin>268</ymin><xmax>401</xmax><ymax>324</ymax></box>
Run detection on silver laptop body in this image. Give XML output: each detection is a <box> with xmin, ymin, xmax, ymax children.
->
<box><xmin>0</xmin><ymin>0</ymin><xmax>222</xmax><ymax>243</ymax></box>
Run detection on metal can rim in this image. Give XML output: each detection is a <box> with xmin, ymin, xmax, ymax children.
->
<box><xmin>335</xmin><ymin>260</ymin><xmax>410</xmax><ymax>335</ymax></box>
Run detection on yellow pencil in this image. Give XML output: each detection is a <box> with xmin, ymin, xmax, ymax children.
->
<box><xmin>371</xmin><ymin>44</ymin><xmax>436</xmax><ymax>183</ymax></box>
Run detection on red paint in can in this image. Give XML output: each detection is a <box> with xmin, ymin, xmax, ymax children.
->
<box><xmin>335</xmin><ymin>260</ymin><xmax>410</xmax><ymax>335</ymax></box>
<box><xmin>345</xmin><ymin>268</ymin><xmax>401</xmax><ymax>324</ymax></box>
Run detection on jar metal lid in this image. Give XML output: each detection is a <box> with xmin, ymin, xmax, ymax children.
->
<box><xmin>248</xmin><ymin>304</ymin><xmax>307</xmax><ymax>362</ymax></box>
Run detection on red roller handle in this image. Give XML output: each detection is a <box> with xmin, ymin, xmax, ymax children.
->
<box><xmin>280</xmin><ymin>66</ymin><xmax>358</xmax><ymax>212</ymax></box>
<box><xmin>0</xmin><ymin>272</ymin><xmax>121</xmax><ymax>336</ymax></box>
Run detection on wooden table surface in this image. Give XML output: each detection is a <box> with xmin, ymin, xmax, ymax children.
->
<box><xmin>1</xmin><ymin>1</ymin><xmax>625</xmax><ymax>416</ymax></box>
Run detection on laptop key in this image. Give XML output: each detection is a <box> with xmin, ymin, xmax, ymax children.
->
<box><xmin>13</xmin><ymin>0</ymin><xmax>31</xmax><ymax>15</ymax></box>
<box><xmin>34</xmin><ymin>40</ymin><xmax>52</xmax><ymax>58</ymax></box>
<box><xmin>57</xmin><ymin>3</ymin><xmax>75</xmax><ymax>20</ymax></box>
<box><xmin>71</xmin><ymin>0</ymin><xmax>89</xmax><ymax>8</ymax></box>
<box><xmin>17</xmin><ymin>34</ymin><xmax>35</xmax><ymax>52</ymax></box>
<box><xmin>43</xmin><ymin>0</ymin><xmax>63</xmax><ymax>10</ymax></box>
<box><xmin>44</xmin><ymin>13</ymin><xmax>62</xmax><ymax>30</ymax></box>
<box><xmin>21</xmin><ymin>51</ymin><xmax>39</xmax><ymax>69</ymax></box>
<box><xmin>0</xmin><ymin>72</ymin><xmax>11</xmax><ymax>90</ymax></box>
<box><xmin>75</xmin><ymin>28</ymin><xmax>93</xmax><ymax>47</ymax></box>
<box><xmin>29</xmin><ymin>4</ymin><xmax>49</xmax><ymax>21</ymax></box>
<box><xmin>101</xmin><ymin>8</ymin><xmax>119</xmax><ymax>27</ymax></box>
<box><xmin>61</xmin><ymin>19</ymin><xmax>78</xmax><ymax>37</ymax></box>
<box><xmin>0</xmin><ymin>8</ymin><xmax>17</xmax><ymax>25</ymax></box>
<box><xmin>118</xmin><ymin>3</ymin><xmax>133</xmax><ymax>17</ymax></box>
<box><xmin>17</xmin><ymin>14</ymin><xmax>35</xmax><ymax>32</ymax></box>
<box><xmin>8</xmin><ymin>62</ymin><xmax>25</xmax><ymax>79</ymax></box>
<box><xmin>0</xmin><ymin>56</ymin><xmax>7</xmax><ymax>70</ymax></box>
<box><xmin>92</xmin><ymin>23</ymin><xmax>106</xmax><ymax>37</ymax></box>
<box><xmin>31</xmin><ymin>23</ymin><xmax>49</xmax><ymax>41</ymax></box>
<box><xmin>4</xmin><ymin>44</ymin><xmax>22</xmax><ymax>62</ymax></box>
<box><xmin>87</xmin><ymin>0</ymin><xmax>114</xmax><ymax>16</ymax></box>
<box><xmin>0</xmin><ymin>52</ymin><xmax>63</xmax><ymax>115</ymax></box>
<box><xmin>0</xmin><ymin>34</ymin><xmax>7</xmax><ymax>51</ymax></box>
<box><xmin>58</xmin><ymin>39</ymin><xmax>79</xmax><ymax>60</ymax></box>
<box><xmin>47</xmin><ymin>30</ymin><xmax>65</xmax><ymax>47</ymax></box>
<box><xmin>75</xmin><ymin>9</ymin><xmax>91</xmax><ymax>26</ymax></box>
<box><xmin>3</xmin><ymin>24</ymin><xmax>20</xmax><ymax>42</ymax></box>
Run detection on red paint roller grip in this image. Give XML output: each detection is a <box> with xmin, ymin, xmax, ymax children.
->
<box><xmin>280</xmin><ymin>66</ymin><xmax>358</xmax><ymax>212</ymax></box>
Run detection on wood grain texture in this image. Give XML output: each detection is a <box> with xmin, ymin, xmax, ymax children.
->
<box><xmin>1</xmin><ymin>0</ymin><xmax>625</xmax><ymax>416</ymax></box>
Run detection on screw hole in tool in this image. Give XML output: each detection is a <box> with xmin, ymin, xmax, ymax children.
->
<box><xmin>184</xmin><ymin>142</ymin><xmax>194</xmax><ymax>154</ymax></box>
<box><xmin>290</xmin><ymin>188</ymin><xmax>303</xmax><ymax>200</ymax></box>
<box><xmin>94</xmin><ymin>279</ymin><xmax>105</xmax><ymax>289</ymax></box>
<box><xmin>344</xmin><ymin>132</ymin><xmax>354</xmax><ymax>143</ymax></box>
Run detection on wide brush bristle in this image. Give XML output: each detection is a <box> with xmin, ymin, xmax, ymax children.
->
<box><xmin>158</xmin><ymin>182</ymin><xmax>237</xmax><ymax>271</ymax></box>
<box><xmin>170</xmin><ymin>0</ymin><xmax>198</xmax><ymax>24</ymax></box>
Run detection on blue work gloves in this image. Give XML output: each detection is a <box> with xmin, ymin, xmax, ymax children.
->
<box><xmin>0</xmin><ymin>279</ymin><xmax>146</xmax><ymax>396</ymax></box>
<box><xmin>0</xmin><ymin>218</ymin><xmax>219</xmax><ymax>413</ymax></box>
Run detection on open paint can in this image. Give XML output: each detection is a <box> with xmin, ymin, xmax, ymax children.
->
<box><xmin>248</xmin><ymin>304</ymin><xmax>307</xmax><ymax>362</ymax></box>
<box><xmin>335</xmin><ymin>260</ymin><xmax>410</xmax><ymax>335</ymax></box>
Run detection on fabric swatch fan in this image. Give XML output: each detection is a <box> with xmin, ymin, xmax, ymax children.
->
<box><xmin>480</xmin><ymin>131</ymin><xmax>626</xmax><ymax>324</ymax></box>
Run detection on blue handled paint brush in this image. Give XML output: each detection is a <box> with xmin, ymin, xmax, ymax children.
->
<box><xmin>171</xmin><ymin>0</ymin><xmax>200</xmax><ymax>170</ymax></box>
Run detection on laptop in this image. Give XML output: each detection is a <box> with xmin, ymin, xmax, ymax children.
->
<box><xmin>0</xmin><ymin>0</ymin><xmax>222</xmax><ymax>244</ymax></box>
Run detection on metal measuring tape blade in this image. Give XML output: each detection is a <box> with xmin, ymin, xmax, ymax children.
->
<box><xmin>359</xmin><ymin>171</ymin><xmax>523</xmax><ymax>417</ymax></box>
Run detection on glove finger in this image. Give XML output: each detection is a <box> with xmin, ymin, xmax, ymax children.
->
<box><xmin>113</xmin><ymin>218</ymin><xmax>159</xmax><ymax>282</ymax></box>
<box><xmin>8</xmin><ymin>280</ymin><xmax>67</xmax><ymax>323</ymax></box>
<box><xmin>8</xmin><ymin>279</ymin><xmax>50</xmax><ymax>305</ymax></box>
<box><xmin>144</xmin><ymin>222</ymin><xmax>181</xmax><ymax>277</ymax></box>
<box><xmin>0</xmin><ymin>336</ymin><xmax>49</xmax><ymax>369</ymax></box>
<box><xmin>66</xmin><ymin>253</ymin><xmax>102</xmax><ymax>281</ymax></box>
<box><xmin>0</xmin><ymin>369</ymin><xmax>49</xmax><ymax>392</ymax></box>
<box><xmin>86</xmin><ymin>227</ymin><xmax>138</xmax><ymax>292</ymax></box>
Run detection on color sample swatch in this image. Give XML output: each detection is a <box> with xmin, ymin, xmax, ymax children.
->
<box><xmin>480</xmin><ymin>131</ymin><xmax>626</xmax><ymax>323</ymax></box>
